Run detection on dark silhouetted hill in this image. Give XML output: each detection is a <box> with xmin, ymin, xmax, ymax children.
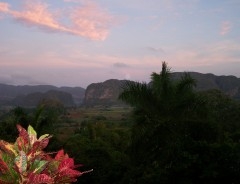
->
<box><xmin>172</xmin><ymin>72</ymin><xmax>240</xmax><ymax>99</ymax></box>
<box><xmin>83</xmin><ymin>79</ymin><xmax>128</xmax><ymax>106</ymax></box>
<box><xmin>0</xmin><ymin>84</ymin><xmax>85</xmax><ymax>107</ymax></box>
<box><xmin>11</xmin><ymin>90</ymin><xmax>74</xmax><ymax>107</ymax></box>
<box><xmin>83</xmin><ymin>73</ymin><xmax>240</xmax><ymax>106</ymax></box>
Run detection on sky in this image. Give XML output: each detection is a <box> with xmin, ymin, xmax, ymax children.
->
<box><xmin>0</xmin><ymin>0</ymin><xmax>240</xmax><ymax>88</ymax></box>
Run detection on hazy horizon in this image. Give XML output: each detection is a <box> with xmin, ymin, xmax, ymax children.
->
<box><xmin>1</xmin><ymin>71</ymin><xmax>240</xmax><ymax>89</ymax></box>
<box><xmin>1</xmin><ymin>0</ymin><xmax>240</xmax><ymax>88</ymax></box>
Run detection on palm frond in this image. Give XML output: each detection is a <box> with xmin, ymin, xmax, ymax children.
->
<box><xmin>119</xmin><ymin>81</ymin><xmax>153</xmax><ymax>108</ymax></box>
<box><xmin>150</xmin><ymin>62</ymin><xmax>173</xmax><ymax>100</ymax></box>
<box><xmin>177</xmin><ymin>73</ymin><xmax>196</xmax><ymax>91</ymax></box>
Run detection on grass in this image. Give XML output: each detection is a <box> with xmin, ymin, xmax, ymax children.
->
<box><xmin>55</xmin><ymin>106</ymin><xmax>132</xmax><ymax>141</ymax></box>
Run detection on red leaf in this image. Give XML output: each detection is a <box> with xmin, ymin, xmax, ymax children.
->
<box><xmin>16</xmin><ymin>124</ymin><xmax>29</xmax><ymax>145</ymax></box>
<box><xmin>58</xmin><ymin>158</ymin><xmax>74</xmax><ymax>171</ymax></box>
<box><xmin>54</xmin><ymin>149</ymin><xmax>69</xmax><ymax>161</ymax></box>
<box><xmin>39</xmin><ymin>138</ymin><xmax>49</xmax><ymax>150</ymax></box>
<box><xmin>29</xmin><ymin>141</ymin><xmax>41</xmax><ymax>154</ymax></box>
<box><xmin>54</xmin><ymin>158</ymin><xmax>83</xmax><ymax>182</ymax></box>
<box><xmin>54</xmin><ymin>168</ymin><xmax>82</xmax><ymax>183</ymax></box>
<box><xmin>16</xmin><ymin>137</ymin><xmax>25</xmax><ymax>151</ymax></box>
<box><xmin>27</xmin><ymin>172</ymin><xmax>53</xmax><ymax>184</ymax></box>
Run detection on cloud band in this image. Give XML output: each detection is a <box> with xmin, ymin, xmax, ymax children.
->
<box><xmin>0</xmin><ymin>0</ymin><xmax>115</xmax><ymax>40</ymax></box>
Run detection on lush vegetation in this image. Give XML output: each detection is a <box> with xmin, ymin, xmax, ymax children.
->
<box><xmin>119</xmin><ymin>62</ymin><xmax>240</xmax><ymax>184</ymax></box>
<box><xmin>0</xmin><ymin>124</ymin><xmax>90</xmax><ymax>183</ymax></box>
<box><xmin>1</xmin><ymin>62</ymin><xmax>240</xmax><ymax>183</ymax></box>
<box><xmin>0</xmin><ymin>105</ymin><xmax>132</xmax><ymax>184</ymax></box>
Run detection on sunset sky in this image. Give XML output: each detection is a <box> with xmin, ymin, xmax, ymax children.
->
<box><xmin>0</xmin><ymin>0</ymin><xmax>240</xmax><ymax>88</ymax></box>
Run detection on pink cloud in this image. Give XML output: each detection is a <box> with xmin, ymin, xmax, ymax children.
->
<box><xmin>11</xmin><ymin>1</ymin><xmax>65</xmax><ymax>32</ymax></box>
<box><xmin>69</xmin><ymin>1</ymin><xmax>114</xmax><ymax>40</ymax></box>
<box><xmin>0</xmin><ymin>2</ymin><xmax>9</xmax><ymax>12</ymax></box>
<box><xmin>220</xmin><ymin>21</ymin><xmax>232</xmax><ymax>35</ymax></box>
<box><xmin>0</xmin><ymin>0</ymin><xmax>115</xmax><ymax>40</ymax></box>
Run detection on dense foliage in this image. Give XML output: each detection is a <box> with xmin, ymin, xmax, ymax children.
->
<box><xmin>119</xmin><ymin>62</ymin><xmax>240</xmax><ymax>184</ymax></box>
<box><xmin>0</xmin><ymin>124</ymin><xmax>90</xmax><ymax>183</ymax></box>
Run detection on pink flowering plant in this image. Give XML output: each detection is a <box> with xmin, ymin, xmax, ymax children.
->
<box><xmin>0</xmin><ymin>124</ymin><xmax>92</xmax><ymax>184</ymax></box>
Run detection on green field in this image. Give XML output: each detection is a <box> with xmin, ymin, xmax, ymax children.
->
<box><xmin>55</xmin><ymin>106</ymin><xmax>132</xmax><ymax>141</ymax></box>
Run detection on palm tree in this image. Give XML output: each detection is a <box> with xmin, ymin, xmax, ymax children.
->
<box><xmin>119</xmin><ymin>62</ymin><xmax>201</xmax><ymax>172</ymax></box>
<box><xmin>119</xmin><ymin>61</ymin><xmax>198</xmax><ymax>121</ymax></box>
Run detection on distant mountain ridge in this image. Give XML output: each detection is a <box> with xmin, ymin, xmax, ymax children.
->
<box><xmin>172</xmin><ymin>72</ymin><xmax>240</xmax><ymax>99</ymax></box>
<box><xmin>1</xmin><ymin>72</ymin><xmax>240</xmax><ymax>108</ymax></box>
<box><xmin>83</xmin><ymin>72</ymin><xmax>240</xmax><ymax>106</ymax></box>
<box><xmin>0</xmin><ymin>84</ymin><xmax>85</xmax><ymax>107</ymax></box>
